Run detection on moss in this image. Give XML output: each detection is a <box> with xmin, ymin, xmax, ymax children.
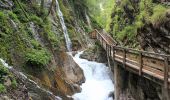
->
<box><xmin>31</xmin><ymin>40</ymin><xmax>42</xmax><ymax>50</ymax></box>
<box><xmin>25</xmin><ymin>49</ymin><xmax>51</xmax><ymax>68</ymax></box>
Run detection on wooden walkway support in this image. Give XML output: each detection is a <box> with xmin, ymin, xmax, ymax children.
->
<box><xmin>91</xmin><ymin>29</ymin><xmax>170</xmax><ymax>88</ymax></box>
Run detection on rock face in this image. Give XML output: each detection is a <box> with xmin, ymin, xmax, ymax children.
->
<box><xmin>58</xmin><ymin>52</ymin><xmax>85</xmax><ymax>85</ymax></box>
<box><xmin>0</xmin><ymin>0</ymin><xmax>89</xmax><ymax>99</ymax></box>
<box><xmin>80</xmin><ymin>45</ymin><xmax>107</xmax><ymax>63</ymax></box>
<box><xmin>0</xmin><ymin>80</ymin><xmax>29</xmax><ymax>100</ymax></box>
<box><xmin>137</xmin><ymin>19</ymin><xmax>170</xmax><ymax>54</ymax></box>
<box><xmin>110</xmin><ymin>0</ymin><xmax>170</xmax><ymax>53</ymax></box>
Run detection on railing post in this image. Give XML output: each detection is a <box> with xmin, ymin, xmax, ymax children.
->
<box><xmin>96</xmin><ymin>30</ymin><xmax>98</xmax><ymax>39</ymax></box>
<box><xmin>108</xmin><ymin>44</ymin><xmax>110</xmax><ymax>57</ymax></box>
<box><xmin>106</xmin><ymin>43</ymin><xmax>108</xmax><ymax>54</ymax></box>
<box><xmin>164</xmin><ymin>57</ymin><xmax>169</xmax><ymax>89</ymax></box>
<box><xmin>123</xmin><ymin>48</ymin><xmax>126</xmax><ymax>68</ymax></box>
<box><xmin>139</xmin><ymin>52</ymin><xmax>143</xmax><ymax>76</ymax></box>
<box><xmin>110</xmin><ymin>45</ymin><xmax>112</xmax><ymax>57</ymax></box>
<box><xmin>113</xmin><ymin>46</ymin><xmax>115</xmax><ymax>61</ymax></box>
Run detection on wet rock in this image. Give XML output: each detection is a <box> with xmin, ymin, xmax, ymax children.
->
<box><xmin>108</xmin><ymin>91</ymin><xmax>114</xmax><ymax>99</ymax></box>
<box><xmin>0</xmin><ymin>0</ymin><xmax>13</xmax><ymax>9</ymax></box>
<box><xmin>80</xmin><ymin>46</ymin><xmax>107</xmax><ymax>63</ymax></box>
<box><xmin>72</xmin><ymin>39</ymin><xmax>82</xmax><ymax>51</ymax></box>
<box><xmin>72</xmin><ymin>84</ymin><xmax>82</xmax><ymax>93</ymax></box>
<box><xmin>58</xmin><ymin>52</ymin><xmax>85</xmax><ymax>85</ymax></box>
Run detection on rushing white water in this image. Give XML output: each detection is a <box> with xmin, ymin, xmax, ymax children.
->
<box><xmin>72</xmin><ymin>51</ymin><xmax>114</xmax><ymax>100</ymax></box>
<box><xmin>55</xmin><ymin>0</ymin><xmax>72</xmax><ymax>51</ymax></box>
<box><xmin>85</xmin><ymin>10</ymin><xmax>92</xmax><ymax>29</ymax></box>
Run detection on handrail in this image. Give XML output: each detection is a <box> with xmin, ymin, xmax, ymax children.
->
<box><xmin>91</xmin><ymin>29</ymin><xmax>170</xmax><ymax>88</ymax></box>
<box><xmin>94</xmin><ymin>29</ymin><xmax>170</xmax><ymax>58</ymax></box>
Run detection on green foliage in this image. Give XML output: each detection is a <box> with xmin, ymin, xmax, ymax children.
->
<box><xmin>42</xmin><ymin>18</ymin><xmax>60</xmax><ymax>50</ymax></box>
<box><xmin>25</xmin><ymin>49</ymin><xmax>51</xmax><ymax>68</ymax></box>
<box><xmin>117</xmin><ymin>25</ymin><xmax>136</xmax><ymax>41</ymax></box>
<box><xmin>110</xmin><ymin>0</ymin><xmax>169</xmax><ymax>46</ymax></box>
<box><xmin>8</xmin><ymin>11</ymin><xmax>19</xmax><ymax>22</ymax></box>
<box><xmin>84</xmin><ymin>0</ymin><xmax>115</xmax><ymax>30</ymax></box>
<box><xmin>29</xmin><ymin>15</ymin><xmax>43</xmax><ymax>26</ymax></box>
<box><xmin>151</xmin><ymin>5</ymin><xmax>167</xmax><ymax>26</ymax></box>
<box><xmin>0</xmin><ymin>11</ymin><xmax>12</xmax><ymax>34</ymax></box>
<box><xmin>13</xmin><ymin>6</ymin><xmax>28</xmax><ymax>22</ymax></box>
<box><xmin>11</xmin><ymin>79</ymin><xmax>17</xmax><ymax>89</ymax></box>
<box><xmin>0</xmin><ymin>84</ymin><xmax>6</xmax><ymax>93</ymax></box>
<box><xmin>31</xmin><ymin>40</ymin><xmax>42</xmax><ymax>49</ymax></box>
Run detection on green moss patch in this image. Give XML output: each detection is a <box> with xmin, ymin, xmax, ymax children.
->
<box><xmin>25</xmin><ymin>49</ymin><xmax>51</xmax><ymax>68</ymax></box>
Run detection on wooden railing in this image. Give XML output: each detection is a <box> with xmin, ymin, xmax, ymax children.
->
<box><xmin>91</xmin><ymin>29</ymin><xmax>170</xmax><ymax>88</ymax></box>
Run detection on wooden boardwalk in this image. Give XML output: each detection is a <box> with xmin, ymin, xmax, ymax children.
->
<box><xmin>90</xmin><ymin>29</ymin><xmax>170</xmax><ymax>89</ymax></box>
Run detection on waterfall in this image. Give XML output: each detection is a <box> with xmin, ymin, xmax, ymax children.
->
<box><xmin>72</xmin><ymin>51</ymin><xmax>114</xmax><ymax>100</ymax></box>
<box><xmin>55</xmin><ymin>0</ymin><xmax>72</xmax><ymax>51</ymax></box>
<box><xmin>85</xmin><ymin>10</ymin><xmax>92</xmax><ymax>29</ymax></box>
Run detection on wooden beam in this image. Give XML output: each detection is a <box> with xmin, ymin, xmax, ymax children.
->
<box><xmin>94</xmin><ymin>29</ymin><xmax>170</xmax><ymax>88</ymax></box>
<box><xmin>110</xmin><ymin>45</ymin><xmax>112</xmax><ymax>57</ymax></box>
<box><xmin>164</xmin><ymin>57</ymin><xmax>169</xmax><ymax>89</ymax></box>
<box><xmin>113</xmin><ymin>46</ymin><xmax>115</xmax><ymax>61</ymax></box>
<box><xmin>139</xmin><ymin>52</ymin><xmax>143</xmax><ymax>76</ymax></box>
<box><xmin>123</xmin><ymin>49</ymin><xmax>126</xmax><ymax>68</ymax></box>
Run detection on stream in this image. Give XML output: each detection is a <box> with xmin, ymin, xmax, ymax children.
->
<box><xmin>72</xmin><ymin>51</ymin><xmax>114</xmax><ymax>100</ymax></box>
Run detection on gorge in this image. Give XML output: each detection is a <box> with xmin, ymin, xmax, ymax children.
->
<box><xmin>0</xmin><ymin>0</ymin><xmax>170</xmax><ymax>100</ymax></box>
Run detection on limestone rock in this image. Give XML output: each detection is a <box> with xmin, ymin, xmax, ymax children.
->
<box><xmin>58</xmin><ymin>52</ymin><xmax>85</xmax><ymax>85</ymax></box>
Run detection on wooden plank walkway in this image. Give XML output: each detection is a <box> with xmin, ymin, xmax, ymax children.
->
<box><xmin>90</xmin><ymin>29</ymin><xmax>170</xmax><ymax>88</ymax></box>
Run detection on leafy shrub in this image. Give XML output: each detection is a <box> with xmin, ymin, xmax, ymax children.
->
<box><xmin>0</xmin><ymin>84</ymin><xmax>6</xmax><ymax>93</ymax></box>
<box><xmin>25</xmin><ymin>49</ymin><xmax>51</xmax><ymax>68</ymax></box>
